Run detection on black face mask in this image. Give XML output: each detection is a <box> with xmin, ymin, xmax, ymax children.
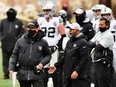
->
<box><xmin>99</xmin><ymin>27</ymin><xmax>107</xmax><ymax>32</ymax></box>
<box><xmin>27</xmin><ymin>30</ymin><xmax>37</xmax><ymax>37</ymax></box>
<box><xmin>7</xmin><ymin>13</ymin><xmax>16</xmax><ymax>21</ymax></box>
<box><xmin>75</xmin><ymin>13</ymin><xmax>85</xmax><ymax>25</ymax></box>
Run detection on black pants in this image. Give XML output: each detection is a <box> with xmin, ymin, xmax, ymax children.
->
<box><xmin>111</xmin><ymin>71</ymin><xmax>116</xmax><ymax>87</ymax></box>
<box><xmin>43</xmin><ymin>68</ymin><xmax>59</xmax><ymax>87</ymax></box>
<box><xmin>19</xmin><ymin>80</ymin><xmax>44</xmax><ymax>87</ymax></box>
<box><xmin>93</xmin><ymin>62</ymin><xmax>113</xmax><ymax>87</ymax></box>
<box><xmin>57</xmin><ymin>52</ymin><xmax>64</xmax><ymax>87</ymax></box>
<box><xmin>2</xmin><ymin>49</ymin><xmax>12</xmax><ymax>77</ymax></box>
<box><xmin>63</xmin><ymin>77</ymin><xmax>90</xmax><ymax>87</ymax></box>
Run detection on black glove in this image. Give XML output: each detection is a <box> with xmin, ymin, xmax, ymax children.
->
<box><xmin>49</xmin><ymin>45</ymin><xmax>58</xmax><ymax>53</ymax></box>
<box><xmin>33</xmin><ymin>66</ymin><xmax>41</xmax><ymax>74</ymax></box>
<box><xmin>57</xmin><ymin>34</ymin><xmax>66</xmax><ymax>51</ymax></box>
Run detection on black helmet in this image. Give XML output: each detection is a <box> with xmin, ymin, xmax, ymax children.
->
<box><xmin>27</xmin><ymin>21</ymin><xmax>39</xmax><ymax>28</ymax></box>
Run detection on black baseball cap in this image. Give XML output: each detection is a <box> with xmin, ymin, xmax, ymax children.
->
<box><xmin>27</xmin><ymin>21</ymin><xmax>39</xmax><ymax>28</ymax></box>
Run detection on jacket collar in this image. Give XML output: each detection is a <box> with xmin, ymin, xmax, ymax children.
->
<box><xmin>24</xmin><ymin>30</ymin><xmax>45</xmax><ymax>43</ymax></box>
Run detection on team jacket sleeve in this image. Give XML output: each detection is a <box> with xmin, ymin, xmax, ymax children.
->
<box><xmin>0</xmin><ymin>20</ymin><xmax>3</xmax><ymax>40</ymax></box>
<box><xmin>40</xmin><ymin>40</ymin><xmax>51</xmax><ymax>66</ymax></box>
<box><xmin>8</xmin><ymin>40</ymin><xmax>20</xmax><ymax>71</ymax></box>
<box><xmin>74</xmin><ymin>42</ymin><xmax>89</xmax><ymax>73</ymax></box>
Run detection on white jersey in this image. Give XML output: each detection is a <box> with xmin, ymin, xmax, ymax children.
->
<box><xmin>91</xmin><ymin>19</ymin><xmax>100</xmax><ymax>33</ymax></box>
<box><xmin>109</xmin><ymin>20</ymin><xmax>116</xmax><ymax>44</ymax></box>
<box><xmin>91</xmin><ymin>30</ymin><xmax>114</xmax><ymax>50</ymax></box>
<box><xmin>62</xmin><ymin>21</ymin><xmax>70</xmax><ymax>50</ymax></box>
<box><xmin>109</xmin><ymin>20</ymin><xmax>116</xmax><ymax>72</ymax></box>
<box><xmin>37</xmin><ymin>17</ymin><xmax>62</xmax><ymax>46</ymax></box>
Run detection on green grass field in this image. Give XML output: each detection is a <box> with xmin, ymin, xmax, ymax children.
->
<box><xmin>0</xmin><ymin>48</ymin><xmax>19</xmax><ymax>87</ymax></box>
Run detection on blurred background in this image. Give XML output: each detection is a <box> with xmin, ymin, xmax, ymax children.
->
<box><xmin>0</xmin><ymin>0</ymin><xmax>116</xmax><ymax>25</ymax></box>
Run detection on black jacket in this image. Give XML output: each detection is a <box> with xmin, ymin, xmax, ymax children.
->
<box><xmin>55</xmin><ymin>34</ymin><xmax>89</xmax><ymax>79</ymax></box>
<box><xmin>9</xmin><ymin>31</ymin><xmax>51</xmax><ymax>80</ymax></box>
<box><xmin>0</xmin><ymin>18</ymin><xmax>24</xmax><ymax>52</ymax></box>
<box><xmin>80</xmin><ymin>22</ymin><xmax>95</xmax><ymax>41</ymax></box>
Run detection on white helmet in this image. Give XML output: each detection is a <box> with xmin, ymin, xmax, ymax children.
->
<box><xmin>58</xmin><ymin>10</ymin><xmax>67</xmax><ymax>16</ymax></box>
<box><xmin>94</xmin><ymin>4</ymin><xmax>106</xmax><ymax>11</ymax></box>
<box><xmin>42</xmin><ymin>2</ymin><xmax>55</xmax><ymax>17</ymax></box>
<box><xmin>73</xmin><ymin>8</ymin><xmax>85</xmax><ymax>15</ymax></box>
<box><xmin>101</xmin><ymin>7</ymin><xmax>114</xmax><ymax>20</ymax></box>
<box><xmin>101</xmin><ymin>7</ymin><xmax>112</xmax><ymax>15</ymax></box>
<box><xmin>91</xmin><ymin>4</ymin><xmax>97</xmax><ymax>11</ymax></box>
<box><xmin>92</xmin><ymin>4</ymin><xmax>106</xmax><ymax>19</ymax></box>
<box><xmin>86</xmin><ymin>10</ymin><xmax>94</xmax><ymax>21</ymax></box>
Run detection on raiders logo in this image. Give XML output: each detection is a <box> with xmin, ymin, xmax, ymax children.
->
<box><xmin>73</xmin><ymin>44</ymin><xmax>77</xmax><ymax>47</ymax></box>
<box><xmin>38</xmin><ymin>46</ymin><xmax>43</xmax><ymax>51</ymax></box>
<box><xmin>53</xmin><ymin>22</ymin><xmax>57</xmax><ymax>26</ymax></box>
<box><xmin>15</xmin><ymin>25</ymin><xmax>19</xmax><ymax>29</ymax></box>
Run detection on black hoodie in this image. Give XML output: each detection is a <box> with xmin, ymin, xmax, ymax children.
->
<box><xmin>0</xmin><ymin>8</ymin><xmax>24</xmax><ymax>52</ymax></box>
<box><xmin>6</xmin><ymin>8</ymin><xmax>17</xmax><ymax>22</ymax></box>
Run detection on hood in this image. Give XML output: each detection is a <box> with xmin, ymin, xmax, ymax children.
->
<box><xmin>6</xmin><ymin>8</ymin><xmax>17</xmax><ymax>21</ymax></box>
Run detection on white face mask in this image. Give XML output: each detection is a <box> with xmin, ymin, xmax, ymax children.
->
<box><xmin>44</xmin><ymin>14</ymin><xmax>49</xmax><ymax>18</ymax></box>
<box><xmin>103</xmin><ymin>15</ymin><xmax>112</xmax><ymax>21</ymax></box>
<box><xmin>44</xmin><ymin>10</ymin><xmax>53</xmax><ymax>18</ymax></box>
<box><xmin>95</xmin><ymin>14</ymin><xmax>101</xmax><ymax>19</ymax></box>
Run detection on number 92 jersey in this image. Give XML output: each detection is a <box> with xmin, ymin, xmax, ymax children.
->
<box><xmin>37</xmin><ymin>17</ymin><xmax>63</xmax><ymax>46</ymax></box>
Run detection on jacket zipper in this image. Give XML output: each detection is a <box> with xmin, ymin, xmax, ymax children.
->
<box><xmin>9</xmin><ymin>22</ymin><xmax>12</xmax><ymax>33</ymax></box>
<box><xmin>28</xmin><ymin>43</ymin><xmax>33</xmax><ymax>80</ymax></box>
<box><xmin>27</xmin><ymin>70</ymin><xmax>30</xmax><ymax>81</ymax></box>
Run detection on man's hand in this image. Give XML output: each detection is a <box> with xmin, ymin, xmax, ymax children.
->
<box><xmin>37</xmin><ymin>63</ymin><xmax>43</xmax><ymax>70</ymax></box>
<box><xmin>71</xmin><ymin>71</ymin><xmax>78</xmax><ymax>79</ymax></box>
<box><xmin>48</xmin><ymin>66</ymin><xmax>56</xmax><ymax>74</ymax></box>
<box><xmin>9</xmin><ymin>70</ymin><xmax>14</xmax><ymax>75</ymax></box>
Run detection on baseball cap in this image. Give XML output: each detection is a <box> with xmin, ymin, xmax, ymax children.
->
<box><xmin>27</xmin><ymin>21</ymin><xmax>39</xmax><ymax>28</ymax></box>
<box><xmin>73</xmin><ymin>8</ymin><xmax>84</xmax><ymax>14</ymax></box>
<box><xmin>67</xmin><ymin>23</ymin><xmax>82</xmax><ymax>31</ymax></box>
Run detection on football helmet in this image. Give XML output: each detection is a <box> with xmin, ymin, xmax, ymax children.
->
<box><xmin>42</xmin><ymin>2</ymin><xmax>55</xmax><ymax>18</ymax></box>
<box><xmin>92</xmin><ymin>4</ymin><xmax>106</xmax><ymax>19</ymax></box>
<box><xmin>73</xmin><ymin>8</ymin><xmax>85</xmax><ymax>15</ymax></box>
<box><xmin>101</xmin><ymin>7</ymin><xmax>113</xmax><ymax>20</ymax></box>
<box><xmin>58</xmin><ymin>10</ymin><xmax>67</xmax><ymax>17</ymax></box>
<box><xmin>94</xmin><ymin>4</ymin><xmax>106</xmax><ymax>11</ymax></box>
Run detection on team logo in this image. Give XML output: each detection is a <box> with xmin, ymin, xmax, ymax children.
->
<box><xmin>73</xmin><ymin>44</ymin><xmax>77</xmax><ymax>47</ymax></box>
<box><xmin>38</xmin><ymin>46</ymin><xmax>42</xmax><ymax>51</ymax></box>
<box><xmin>89</xmin><ymin>29</ymin><xmax>92</xmax><ymax>31</ymax></box>
<box><xmin>15</xmin><ymin>25</ymin><xmax>19</xmax><ymax>29</ymax></box>
<box><xmin>53</xmin><ymin>22</ymin><xmax>57</xmax><ymax>26</ymax></box>
<box><xmin>83</xmin><ymin>46</ymin><xmax>86</xmax><ymax>48</ymax></box>
<box><xmin>59</xmin><ymin>18</ymin><xmax>63</xmax><ymax>23</ymax></box>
